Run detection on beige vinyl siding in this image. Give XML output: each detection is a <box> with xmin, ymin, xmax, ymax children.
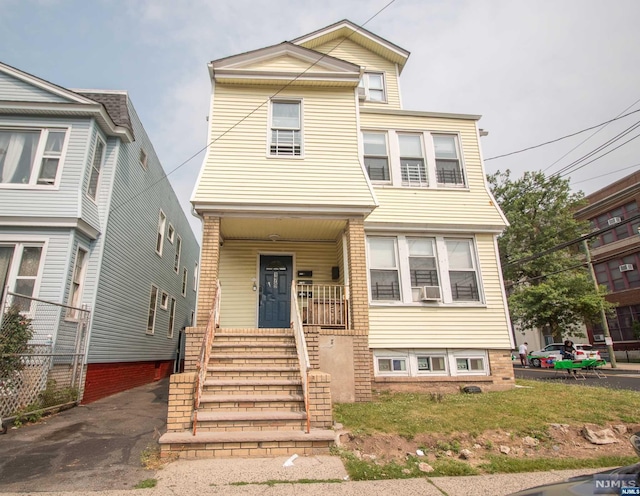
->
<box><xmin>313</xmin><ymin>38</ymin><xmax>401</xmax><ymax>109</ymax></box>
<box><xmin>243</xmin><ymin>55</ymin><xmax>332</xmax><ymax>73</ymax></box>
<box><xmin>360</xmin><ymin>112</ymin><xmax>505</xmax><ymax>227</ymax></box>
<box><xmin>369</xmin><ymin>234</ymin><xmax>510</xmax><ymax>349</ymax></box>
<box><xmin>218</xmin><ymin>239</ymin><xmax>339</xmax><ymax>328</ymax></box>
<box><xmin>193</xmin><ymin>84</ymin><xmax>375</xmax><ymax>208</ymax></box>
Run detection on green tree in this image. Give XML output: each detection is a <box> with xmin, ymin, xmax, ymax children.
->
<box><xmin>487</xmin><ymin>170</ymin><xmax>613</xmax><ymax>341</ymax></box>
<box><xmin>0</xmin><ymin>305</ymin><xmax>34</xmax><ymax>378</ymax></box>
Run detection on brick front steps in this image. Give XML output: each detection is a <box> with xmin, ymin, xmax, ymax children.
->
<box><xmin>160</xmin><ymin>328</ymin><xmax>335</xmax><ymax>458</ymax></box>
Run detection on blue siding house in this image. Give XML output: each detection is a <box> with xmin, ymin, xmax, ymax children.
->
<box><xmin>0</xmin><ymin>62</ymin><xmax>199</xmax><ymax>403</ymax></box>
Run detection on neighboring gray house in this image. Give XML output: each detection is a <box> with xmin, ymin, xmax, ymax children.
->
<box><xmin>0</xmin><ymin>61</ymin><xmax>199</xmax><ymax>403</ymax></box>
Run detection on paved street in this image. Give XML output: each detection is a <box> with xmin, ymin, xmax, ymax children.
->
<box><xmin>514</xmin><ymin>364</ymin><xmax>640</xmax><ymax>391</ymax></box>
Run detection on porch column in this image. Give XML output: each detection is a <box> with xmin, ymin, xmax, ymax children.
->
<box><xmin>346</xmin><ymin>217</ymin><xmax>372</xmax><ymax>402</ymax></box>
<box><xmin>196</xmin><ymin>215</ymin><xmax>221</xmax><ymax>326</ymax></box>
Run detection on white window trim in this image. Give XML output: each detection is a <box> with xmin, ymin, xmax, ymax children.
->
<box><xmin>65</xmin><ymin>246</ymin><xmax>89</xmax><ymax>320</ymax></box>
<box><xmin>433</xmin><ymin>133</ymin><xmax>467</xmax><ymax>188</ymax></box>
<box><xmin>368</xmin><ymin>235</ymin><xmax>484</xmax><ymax>306</ymax></box>
<box><xmin>139</xmin><ymin>149</ymin><xmax>148</xmax><ymax>170</ymax></box>
<box><xmin>0</xmin><ymin>126</ymin><xmax>70</xmax><ymax>189</ymax></box>
<box><xmin>156</xmin><ymin>210</ymin><xmax>166</xmax><ymax>256</ymax></box>
<box><xmin>181</xmin><ymin>267</ymin><xmax>187</xmax><ymax>297</ymax></box>
<box><xmin>0</xmin><ymin>239</ymin><xmax>48</xmax><ymax>316</ymax></box>
<box><xmin>174</xmin><ymin>235</ymin><xmax>182</xmax><ymax>273</ymax></box>
<box><xmin>374</xmin><ymin>349</ymin><xmax>488</xmax><ymax>377</ymax></box>
<box><xmin>167</xmin><ymin>224</ymin><xmax>175</xmax><ymax>244</ymax></box>
<box><xmin>193</xmin><ymin>261</ymin><xmax>199</xmax><ymax>291</ymax></box>
<box><xmin>362</xmin><ymin>130</ymin><xmax>391</xmax><ymax>184</ymax></box>
<box><xmin>359</xmin><ymin>72</ymin><xmax>387</xmax><ymax>103</ymax></box>
<box><xmin>168</xmin><ymin>297</ymin><xmax>176</xmax><ymax>338</ymax></box>
<box><xmin>266</xmin><ymin>99</ymin><xmax>304</xmax><ymax>159</ymax></box>
<box><xmin>146</xmin><ymin>285</ymin><xmax>158</xmax><ymax>335</ymax></box>
<box><xmin>86</xmin><ymin>135</ymin><xmax>105</xmax><ymax>202</ymax></box>
<box><xmin>160</xmin><ymin>291</ymin><xmax>169</xmax><ymax>310</ymax></box>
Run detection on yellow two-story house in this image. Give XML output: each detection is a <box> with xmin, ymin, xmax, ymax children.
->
<box><xmin>160</xmin><ymin>20</ymin><xmax>515</xmax><ymax>458</ymax></box>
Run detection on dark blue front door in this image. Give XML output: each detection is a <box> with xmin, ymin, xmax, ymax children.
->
<box><xmin>258</xmin><ymin>255</ymin><xmax>292</xmax><ymax>328</ymax></box>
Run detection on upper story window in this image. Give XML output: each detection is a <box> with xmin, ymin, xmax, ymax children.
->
<box><xmin>67</xmin><ymin>247</ymin><xmax>88</xmax><ymax>319</ymax></box>
<box><xmin>398</xmin><ymin>134</ymin><xmax>427</xmax><ymax>187</ymax></box>
<box><xmin>590</xmin><ymin>201</ymin><xmax>639</xmax><ymax>248</ymax></box>
<box><xmin>595</xmin><ymin>252</ymin><xmax>640</xmax><ymax>292</ymax></box>
<box><xmin>270</xmin><ymin>101</ymin><xmax>301</xmax><ymax>157</ymax></box>
<box><xmin>174</xmin><ymin>235</ymin><xmax>182</xmax><ymax>273</ymax></box>
<box><xmin>367</xmin><ymin>235</ymin><xmax>483</xmax><ymax>305</ymax></box>
<box><xmin>0</xmin><ymin>128</ymin><xmax>66</xmax><ymax>186</ymax></box>
<box><xmin>139</xmin><ymin>149</ymin><xmax>148</xmax><ymax>170</ymax></box>
<box><xmin>147</xmin><ymin>285</ymin><xmax>158</xmax><ymax>335</ymax></box>
<box><xmin>434</xmin><ymin>135</ymin><xmax>464</xmax><ymax>186</ymax></box>
<box><xmin>156</xmin><ymin>211</ymin><xmax>166</xmax><ymax>256</ymax></box>
<box><xmin>358</xmin><ymin>72</ymin><xmax>386</xmax><ymax>102</ymax></box>
<box><xmin>87</xmin><ymin>138</ymin><xmax>105</xmax><ymax>201</ymax></box>
<box><xmin>167</xmin><ymin>224</ymin><xmax>175</xmax><ymax>244</ymax></box>
<box><xmin>363</xmin><ymin>132</ymin><xmax>390</xmax><ymax>182</ymax></box>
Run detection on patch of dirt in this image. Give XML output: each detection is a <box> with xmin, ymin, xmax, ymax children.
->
<box><xmin>337</xmin><ymin>423</ymin><xmax>640</xmax><ymax>465</ymax></box>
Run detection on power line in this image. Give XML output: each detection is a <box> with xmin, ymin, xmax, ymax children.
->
<box><xmin>505</xmin><ymin>262</ymin><xmax>586</xmax><ymax>289</ymax></box>
<box><xmin>109</xmin><ymin>0</ymin><xmax>398</xmax><ymax>214</ymax></box>
<box><xmin>570</xmin><ymin>163</ymin><xmax>640</xmax><ymax>186</ymax></box>
<box><xmin>543</xmin><ymin>96</ymin><xmax>640</xmax><ymax>174</ymax></box>
<box><xmin>505</xmin><ymin>213</ymin><xmax>640</xmax><ymax>268</ymax></box>
<box><xmin>483</xmin><ymin>108</ymin><xmax>640</xmax><ymax>162</ymax></box>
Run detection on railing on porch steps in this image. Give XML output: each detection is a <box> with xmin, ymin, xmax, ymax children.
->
<box><xmin>193</xmin><ymin>280</ymin><xmax>221</xmax><ymax>435</ymax></box>
<box><xmin>296</xmin><ymin>282</ymin><xmax>349</xmax><ymax>328</ymax></box>
<box><xmin>290</xmin><ymin>280</ymin><xmax>311</xmax><ymax>434</ymax></box>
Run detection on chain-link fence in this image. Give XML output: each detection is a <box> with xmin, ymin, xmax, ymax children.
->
<box><xmin>0</xmin><ymin>291</ymin><xmax>89</xmax><ymax>421</ymax></box>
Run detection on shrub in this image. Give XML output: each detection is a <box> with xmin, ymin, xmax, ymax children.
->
<box><xmin>0</xmin><ymin>305</ymin><xmax>34</xmax><ymax>378</ymax></box>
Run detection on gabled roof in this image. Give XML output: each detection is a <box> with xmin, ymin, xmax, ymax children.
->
<box><xmin>0</xmin><ymin>61</ymin><xmax>134</xmax><ymax>142</ymax></box>
<box><xmin>292</xmin><ymin>19</ymin><xmax>410</xmax><ymax>73</ymax></box>
<box><xmin>209</xmin><ymin>42</ymin><xmax>362</xmax><ymax>86</ymax></box>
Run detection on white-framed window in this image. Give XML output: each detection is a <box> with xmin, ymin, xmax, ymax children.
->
<box><xmin>374</xmin><ymin>349</ymin><xmax>487</xmax><ymax>377</ymax></box>
<box><xmin>181</xmin><ymin>268</ymin><xmax>187</xmax><ymax>296</ymax></box>
<box><xmin>269</xmin><ymin>100</ymin><xmax>302</xmax><ymax>156</ymax></box>
<box><xmin>367</xmin><ymin>235</ymin><xmax>482</xmax><ymax>305</ymax></box>
<box><xmin>156</xmin><ymin>211</ymin><xmax>166</xmax><ymax>256</ymax></box>
<box><xmin>399</xmin><ymin>134</ymin><xmax>427</xmax><ymax>187</ymax></box>
<box><xmin>147</xmin><ymin>285</ymin><xmax>158</xmax><ymax>335</ymax></box>
<box><xmin>87</xmin><ymin>137</ymin><xmax>105</xmax><ymax>201</ymax></box>
<box><xmin>358</xmin><ymin>72</ymin><xmax>386</xmax><ymax>102</ymax></box>
<box><xmin>363</xmin><ymin>132</ymin><xmax>390</xmax><ymax>182</ymax></box>
<box><xmin>168</xmin><ymin>297</ymin><xmax>176</xmax><ymax>338</ymax></box>
<box><xmin>0</xmin><ymin>242</ymin><xmax>44</xmax><ymax>312</ymax></box>
<box><xmin>66</xmin><ymin>246</ymin><xmax>88</xmax><ymax>319</ymax></box>
<box><xmin>190</xmin><ymin>310</ymin><xmax>195</xmax><ymax>326</ymax></box>
<box><xmin>174</xmin><ymin>235</ymin><xmax>181</xmax><ymax>273</ymax></box>
<box><xmin>0</xmin><ymin>128</ymin><xmax>67</xmax><ymax>186</ymax></box>
<box><xmin>408</xmin><ymin>238</ymin><xmax>439</xmax><ymax>302</ymax></box>
<box><xmin>193</xmin><ymin>261</ymin><xmax>199</xmax><ymax>291</ymax></box>
<box><xmin>160</xmin><ymin>291</ymin><xmax>169</xmax><ymax>310</ymax></box>
<box><xmin>167</xmin><ymin>224</ymin><xmax>175</xmax><ymax>244</ymax></box>
<box><xmin>367</xmin><ymin>237</ymin><xmax>401</xmax><ymax>301</ymax></box>
<box><xmin>446</xmin><ymin>239</ymin><xmax>480</xmax><ymax>302</ymax></box>
<box><xmin>139</xmin><ymin>149</ymin><xmax>148</xmax><ymax>170</ymax></box>
<box><xmin>434</xmin><ymin>135</ymin><xmax>464</xmax><ymax>186</ymax></box>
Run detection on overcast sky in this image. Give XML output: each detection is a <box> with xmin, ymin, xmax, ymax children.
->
<box><xmin>2</xmin><ymin>0</ymin><xmax>639</xmax><ymax>236</ymax></box>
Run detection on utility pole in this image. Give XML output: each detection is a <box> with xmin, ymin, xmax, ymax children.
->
<box><xmin>582</xmin><ymin>240</ymin><xmax>617</xmax><ymax>368</ymax></box>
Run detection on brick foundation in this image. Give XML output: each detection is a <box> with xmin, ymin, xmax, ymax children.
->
<box><xmin>82</xmin><ymin>360</ymin><xmax>173</xmax><ymax>404</ymax></box>
<box><xmin>166</xmin><ymin>372</ymin><xmax>197</xmax><ymax>433</ymax></box>
<box><xmin>308</xmin><ymin>371</ymin><xmax>332</xmax><ymax>428</ymax></box>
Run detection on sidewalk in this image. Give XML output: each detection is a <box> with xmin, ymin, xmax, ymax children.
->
<box><xmin>0</xmin><ymin>455</ymin><xmax>609</xmax><ymax>496</ymax></box>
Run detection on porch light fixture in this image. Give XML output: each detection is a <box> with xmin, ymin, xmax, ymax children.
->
<box><xmin>268</xmin><ymin>234</ymin><xmax>280</xmax><ymax>242</ymax></box>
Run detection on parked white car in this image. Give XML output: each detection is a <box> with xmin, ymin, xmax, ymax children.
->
<box><xmin>528</xmin><ymin>343</ymin><xmax>601</xmax><ymax>367</ymax></box>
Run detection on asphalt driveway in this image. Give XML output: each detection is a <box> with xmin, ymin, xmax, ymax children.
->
<box><xmin>0</xmin><ymin>379</ymin><xmax>168</xmax><ymax>493</ymax></box>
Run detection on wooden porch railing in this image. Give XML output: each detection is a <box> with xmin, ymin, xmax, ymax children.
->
<box><xmin>297</xmin><ymin>283</ymin><xmax>349</xmax><ymax>328</ymax></box>
<box><xmin>192</xmin><ymin>280</ymin><xmax>221</xmax><ymax>435</ymax></box>
<box><xmin>290</xmin><ymin>280</ymin><xmax>311</xmax><ymax>433</ymax></box>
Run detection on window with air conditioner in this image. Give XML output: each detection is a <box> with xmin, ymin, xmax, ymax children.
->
<box><xmin>0</xmin><ymin>128</ymin><xmax>67</xmax><ymax>187</ymax></box>
<box><xmin>607</xmin><ymin>216</ymin><xmax>622</xmax><ymax>226</ymax></box>
<box><xmin>619</xmin><ymin>263</ymin><xmax>634</xmax><ymax>272</ymax></box>
<box><xmin>269</xmin><ymin>100</ymin><xmax>302</xmax><ymax>157</ymax></box>
<box><xmin>358</xmin><ymin>72</ymin><xmax>386</xmax><ymax>102</ymax></box>
<box><xmin>408</xmin><ymin>238</ymin><xmax>440</xmax><ymax>301</ymax></box>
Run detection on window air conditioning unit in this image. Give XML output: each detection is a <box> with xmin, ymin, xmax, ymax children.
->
<box><xmin>357</xmin><ymin>86</ymin><xmax>366</xmax><ymax>100</ymax></box>
<box><xmin>593</xmin><ymin>334</ymin><xmax>605</xmax><ymax>341</ymax></box>
<box><xmin>619</xmin><ymin>263</ymin><xmax>634</xmax><ymax>272</ymax></box>
<box><xmin>420</xmin><ymin>286</ymin><xmax>441</xmax><ymax>301</ymax></box>
<box><xmin>608</xmin><ymin>216</ymin><xmax>622</xmax><ymax>226</ymax></box>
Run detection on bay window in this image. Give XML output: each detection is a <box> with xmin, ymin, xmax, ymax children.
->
<box><xmin>67</xmin><ymin>247</ymin><xmax>88</xmax><ymax>319</ymax></box>
<box><xmin>0</xmin><ymin>128</ymin><xmax>66</xmax><ymax>186</ymax></box>
<box><xmin>0</xmin><ymin>242</ymin><xmax>44</xmax><ymax>312</ymax></box>
<box><xmin>87</xmin><ymin>138</ymin><xmax>105</xmax><ymax>200</ymax></box>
